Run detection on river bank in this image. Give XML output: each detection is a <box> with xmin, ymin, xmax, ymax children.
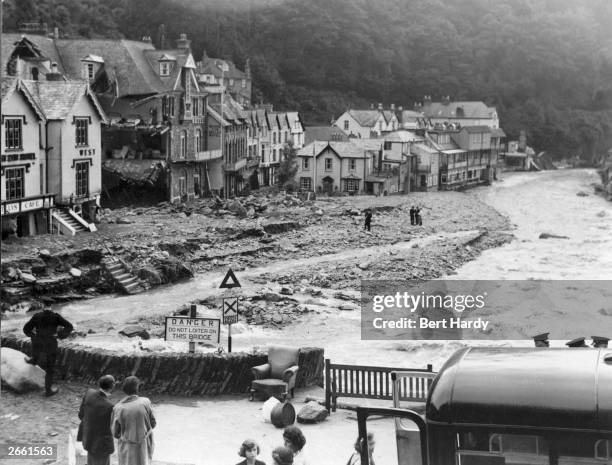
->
<box><xmin>1</xmin><ymin>189</ymin><xmax>510</xmax><ymax>320</ymax></box>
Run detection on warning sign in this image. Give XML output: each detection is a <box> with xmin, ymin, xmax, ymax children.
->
<box><xmin>223</xmin><ymin>297</ymin><xmax>239</xmax><ymax>325</ymax></box>
<box><xmin>165</xmin><ymin>317</ymin><xmax>220</xmax><ymax>344</ymax></box>
<box><xmin>219</xmin><ymin>268</ymin><xmax>241</xmax><ymax>289</ymax></box>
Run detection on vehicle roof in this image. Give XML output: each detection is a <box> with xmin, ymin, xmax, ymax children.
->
<box><xmin>427</xmin><ymin>347</ymin><xmax>612</xmax><ymax>432</ymax></box>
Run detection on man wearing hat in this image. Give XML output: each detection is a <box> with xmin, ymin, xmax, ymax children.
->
<box><xmin>533</xmin><ymin>332</ymin><xmax>550</xmax><ymax>347</ymax></box>
<box><xmin>22</xmin><ymin>306</ymin><xmax>73</xmax><ymax>396</ymax></box>
<box><xmin>566</xmin><ymin>337</ymin><xmax>588</xmax><ymax>348</ymax></box>
<box><xmin>78</xmin><ymin>375</ymin><xmax>116</xmax><ymax>465</ymax></box>
<box><xmin>592</xmin><ymin>336</ymin><xmax>610</xmax><ymax>348</ymax></box>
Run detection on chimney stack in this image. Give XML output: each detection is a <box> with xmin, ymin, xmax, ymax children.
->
<box><xmin>142</xmin><ymin>36</ymin><xmax>152</xmax><ymax>44</ymax></box>
<box><xmin>53</xmin><ymin>27</ymin><xmax>59</xmax><ymax>39</ymax></box>
<box><xmin>176</xmin><ymin>33</ymin><xmax>191</xmax><ymax>51</ymax></box>
<box><xmin>370</xmin><ymin>103</ymin><xmax>374</xmax><ymax>110</ymax></box>
<box><xmin>46</xmin><ymin>62</ymin><xmax>63</xmax><ymax>81</ymax></box>
<box><xmin>442</xmin><ymin>95</ymin><xmax>451</xmax><ymax>105</ymax></box>
<box><xmin>398</xmin><ymin>105</ymin><xmax>403</xmax><ymax>112</ymax></box>
<box><xmin>423</xmin><ymin>95</ymin><xmax>432</xmax><ymax>105</ymax></box>
<box><xmin>390</xmin><ymin>103</ymin><xmax>395</xmax><ymax>111</ymax></box>
<box><xmin>378</xmin><ymin>103</ymin><xmax>383</xmax><ymax>111</ymax></box>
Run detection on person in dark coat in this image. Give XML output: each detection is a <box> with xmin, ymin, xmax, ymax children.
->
<box><xmin>409</xmin><ymin>206</ymin><xmax>416</xmax><ymax>225</ymax></box>
<box><xmin>23</xmin><ymin>306</ymin><xmax>73</xmax><ymax>396</ymax></box>
<box><xmin>78</xmin><ymin>375</ymin><xmax>116</xmax><ymax>465</ymax></box>
<box><xmin>364</xmin><ymin>209</ymin><xmax>373</xmax><ymax>231</ymax></box>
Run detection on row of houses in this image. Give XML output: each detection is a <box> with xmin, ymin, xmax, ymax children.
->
<box><xmin>295</xmin><ymin>118</ymin><xmax>505</xmax><ymax>196</ymax></box>
<box><xmin>2</xmin><ymin>31</ymin><xmax>305</xmax><ymax>236</ymax></box>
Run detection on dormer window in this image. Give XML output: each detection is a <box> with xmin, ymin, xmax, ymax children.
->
<box><xmin>81</xmin><ymin>54</ymin><xmax>104</xmax><ymax>81</ymax></box>
<box><xmin>158</xmin><ymin>54</ymin><xmax>176</xmax><ymax>77</ymax></box>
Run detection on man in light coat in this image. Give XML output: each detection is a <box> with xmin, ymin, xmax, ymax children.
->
<box><xmin>111</xmin><ymin>376</ymin><xmax>156</xmax><ymax>465</ymax></box>
<box><xmin>78</xmin><ymin>375</ymin><xmax>115</xmax><ymax>465</ymax></box>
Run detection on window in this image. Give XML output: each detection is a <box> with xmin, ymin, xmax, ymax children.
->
<box><xmin>344</xmin><ymin>120</ymin><xmax>349</xmax><ymax>130</ymax></box>
<box><xmin>229</xmin><ymin>78</ymin><xmax>234</xmax><ymax>86</ymax></box>
<box><xmin>457</xmin><ymin>432</ymin><xmax>549</xmax><ymax>465</ymax></box>
<box><xmin>195</xmin><ymin>129</ymin><xmax>202</xmax><ymax>152</ymax></box>
<box><xmin>242</xmin><ymin>79</ymin><xmax>246</xmax><ymax>88</ymax></box>
<box><xmin>5</xmin><ymin>167</ymin><xmax>24</xmax><ymax>200</ymax></box>
<box><xmin>75</xmin><ymin>118</ymin><xmax>89</xmax><ymax>146</ymax></box>
<box><xmin>384</xmin><ymin>141</ymin><xmax>392</xmax><ymax>150</ymax></box>
<box><xmin>325</xmin><ymin>158</ymin><xmax>332</xmax><ymax>171</ymax></box>
<box><xmin>75</xmin><ymin>161</ymin><xmax>89</xmax><ymax>198</ymax></box>
<box><xmin>302</xmin><ymin>158</ymin><xmax>310</xmax><ymax>170</ymax></box>
<box><xmin>349</xmin><ymin>159</ymin><xmax>356</xmax><ymax>171</ymax></box>
<box><xmin>180</xmin><ymin>131</ymin><xmax>187</xmax><ymax>158</ymax></box>
<box><xmin>284</xmin><ymin>131</ymin><xmax>288</xmax><ymax>142</ymax></box>
<box><xmin>192</xmin><ymin>98</ymin><xmax>199</xmax><ymax>116</ymax></box>
<box><xmin>4</xmin><ymin>118</ymin><xmax>22</xmax><ymax>149</ymax></box>
<box><xmin>162</xmin><ymin>96</ymin><xmax>175</xmax><ymax>117</ymax></box>
<box><xmin>87</xmin><ymin>63</ymin><xmax>94</xmax><ymax>79</ymax></box>
<box><xmin>273</xmin><ymin>132</ymin><xmax>277</xmax><ymax>144</ymax></box>
<box><xmin>300</xmin><ymin>177</ymin><xmax>312</xmax><ymax>191</ymax></box>
<box><xmin>345</xmin><ymin>179</ymin><xmax>359</xmax><ymax>192</ymax></box>
<box><xmin>160</xmin><ymin>61</ymin><xmax>171</xmax><ymax>76</ymax></box>
<box><xmin>31</xmin><ymin>67</ymin><xmax>39</xmax><ymax>80</ymax></box>
<box><xmin>272</xmin><ymin>149</ymin><xmax>276</xmax><ymax>162</ymax></box>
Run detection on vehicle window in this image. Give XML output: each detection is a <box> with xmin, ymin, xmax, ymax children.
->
<box><xmin>558</xmin><ymin>438</ymin><xmax>611</xmax><ymax>465</ymax></box>
<box><xmin>457</xmin><ymin>432</ymin><xmax>549</xmax><ymax>465</ymax></box>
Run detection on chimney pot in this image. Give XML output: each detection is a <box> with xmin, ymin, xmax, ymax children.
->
<box><xmin>378</xmin><ymin>103</ymin><xmax>383</xmax><ymax>111</ymax></box>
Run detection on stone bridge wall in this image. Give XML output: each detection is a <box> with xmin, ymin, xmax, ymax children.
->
<box><xmin>1</xmin><ymin>335</ymin><xmax>324</xmax><ymax>396</ymax></box>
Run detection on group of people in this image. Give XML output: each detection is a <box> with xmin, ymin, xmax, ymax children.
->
<box><xmin>362</xmin><ymin>205</ymin><xmax>426</xmax><ymax>232</ymax></box>
<box><xmin>409</xmin><ymin>205</ymin><xmax>423</xmax><ymax>226</ymax></box>
<box><xmin>78</xmin><ymin>375</ymin><xmax>155</xmax><ymax>465</ymax></box>
<box><xmin>235</xmin><ymin>428</ymin><xmax>376</xmax><ymax>465</ymax></box>
<box><xmin>532</xmin><ymin>332</ymin><xmax>609</xmax><ymax>348</ymax></box>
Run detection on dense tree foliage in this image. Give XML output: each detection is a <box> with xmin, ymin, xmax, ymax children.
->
<box><xmin>3</xmin><ymin>0</ymin><xmax>612</xmax><ymax>159</ymax></box>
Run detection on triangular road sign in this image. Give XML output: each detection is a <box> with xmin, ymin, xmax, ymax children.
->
<box><xmin>219</xmin><ymin>268</ymin><xmax>241</xmax><ymax>289</ymax></box>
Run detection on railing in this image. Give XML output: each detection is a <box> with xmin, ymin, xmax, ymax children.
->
<box><xmin>194</xmin><ymin>149</ymin><xmax>222</xmax><ymax>161</ymax></box>
<box><xmin>246</xmin><ymin>156</ymin><xmax>261</xmax><ymax>168</ymax></box>
<box><xmin>223</xmin><ymin>157</ymin><xmax>247</xmax><ymax>172</ymax></box>
<box><xmin>325</xmin><ymin>359</ymin><xmax>434</xmax><ymax>412</ymax></box>
<box><xmin>1</xmin><ymin>193</ymin><xmax>55</xmax><ymax>216</ymax></box>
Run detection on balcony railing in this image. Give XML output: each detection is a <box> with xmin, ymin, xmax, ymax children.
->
<box><xmin>246</xmin><ymin>156</ymin><xmax>261</xmax><ymax>168</ymax></box>
<box><xmin>1</xmin><ymin>193</ymin><xmax>55</xmax><ymax>216</ymax></box>
<box><xmin>223</xmin><ymin>157</ymin><xmax>247</xmax><ymax>172</ymax></box>
<box><xmin>194</xmin><ymin>149</ymin><xmax>222</xmax><ymax>161</ymax></box>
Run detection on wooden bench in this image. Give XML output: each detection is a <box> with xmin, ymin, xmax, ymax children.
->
<box><xmin>325</xmin><ymin>359</ymin><xmax>435</xmax><ymax>412</ymax></box>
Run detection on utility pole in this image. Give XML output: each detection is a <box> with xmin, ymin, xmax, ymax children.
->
<box><xmin>218</xmin><ymin>61</ymin><xmax>229</xmax><ymax>197</ymax></box>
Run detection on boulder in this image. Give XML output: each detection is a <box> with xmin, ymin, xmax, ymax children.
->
<box><xmin>280</xmin><ymin>287</ymin><xmax>294</xmax><ymax>295</ymax></box>
<box><xmin>39</xmin><ymin>249</ymin><xmax>52</xmax><ymax>259</ymax></box>
<box><xmin>297</xmin><ymin>401</ymin><xmax>329</xmax><ymax>424</ymax></box>
<box><xmin>19</xmin><ymin>272</ymin><xmax>37</xmax><ymax>284</ymax></box>
<box><xmin>228</xmin><ymin>200</ymin><xmax>247</xmax><ymax>218</ymax></box>
<box><xmin>576</xmin><ymin>191</ymin><xmax>589</xmax><ymax>197</ymax></box>
<box><xmin>0</xmin><ymin>348</ymin><xmax>45</xmax><ymax>393</ymax></box>
<box><xmin>69</xmin><ymin>268</ymin><xmax>82</xmax><ymax>277</ymax></box>
<box><xmin>138</xmin><ymin>267</ymin><xmax>164</xmax><ymax>285</ymax></box>
<box><xmin>339</xmin><ymin>304</ymin><xmax>357</xmax><ymax>311</ymax></box>
<box><xmin>119</xmin><ymin>325</ymin><xmax>150</xmax><ymax>340</ymax></box>
<box><xmin>539</xmin><ymin>233</ymin><xmax>569</xmax><ymax>240</ymax></box>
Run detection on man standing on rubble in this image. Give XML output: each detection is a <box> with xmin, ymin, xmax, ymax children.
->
<box><xmin>23</xmin><ymin>306</ymin><xmax>74</xmax><ymax>396</ymax></box>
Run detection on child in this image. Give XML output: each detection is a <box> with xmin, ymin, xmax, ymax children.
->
<box><xmin>236</xmin><ymin>439</ymin><xmax>266</xmax><ymax>465</ymax></box>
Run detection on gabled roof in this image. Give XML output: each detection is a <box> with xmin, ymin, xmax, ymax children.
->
<box><xmin>55</xmin><ymin>39</ymin><xmax>164</xmax><ymax>97</ymax></box>
<box><xmin>211</xmin><ymin>93</ymin><xmax>248</xmax><ymax>124</ymax></box>
<box><xmin>272</xmin><ymin>112</ymin><xmax>289</xmax><ymax>130</ymax></box>
<box><xmin>304</xmin><ymin>126</ymin><xmax>348</xmax><ymax>145</ymax></box>
<box><xmin>346</xmin><ymin>109</ymin><xmax>387</xmax><ymax>128</ymax></box>
<box><xmin>206</xmin><ymin>104</ymin><xmax>230</xmax><ymax>126</ymax></box>
<box><xmin>1</xmin><ymin>77</ymin><xmax>45</xmax><ymax>121</ymax></box>
<box><xmin>297</xmin><ymin>141</ymin><xmax>368</xmax><ymax>159</ymax></box>
<box><xmin>2</xmin><ymin>34</ymin><xmax>64</xmax><ymax>76</ymax></box>
<box><xmin>22</xmin><ymin>79</ymin><xmax>107</xmax><ymax>122</ymax></box>
<box><xmin>350</xmin><ymin>138</ymin><xmax>385</xmax><ymax>152</ymax></box>
<box><xmin>82</xmin><ymin>54</ymin><xmax>104</xmax><ymax>63</ymax></box>
<box><xmin>423</xmin><ymin>101</ymin><xmax>497</xmax><ymax>120</ymax></box>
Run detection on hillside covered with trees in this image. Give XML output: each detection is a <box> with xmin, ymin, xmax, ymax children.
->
<box><xmin>3</xmin><ymin>0</ymin><xmax>612</xmax><ymax>159</ymax></box>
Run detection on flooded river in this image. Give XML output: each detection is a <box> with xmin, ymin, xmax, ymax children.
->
<box><xmin>4</xmin><ymin>169</ymin><xmax>611</xmax><ymax>370</ymax></box>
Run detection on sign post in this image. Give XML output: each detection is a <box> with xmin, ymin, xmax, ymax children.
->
<box><xmin>220</xmin><ymin>268</ymin><xmax>241</xmax><ymax>352</ymax></box>
<box><xmin>164</xmin><ymin>308</ymin><xmax>221</xmax><ymax>352</ymax></box>
<box><xmin>189</xmin><ymin>304</ymin><xmax>196</xmax><ymax>353</ymax></box>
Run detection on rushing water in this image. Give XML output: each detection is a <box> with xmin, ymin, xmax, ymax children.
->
<box><xmin>6</xmin><ymin>169</ymin><xmax>611</xmax><ymax>370</ymax></box>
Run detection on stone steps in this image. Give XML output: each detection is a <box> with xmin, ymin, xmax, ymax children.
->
<box><xmin>102</xmin><ymin>258</ymin><xmax>146</xmax><ymax>295</ymax></box>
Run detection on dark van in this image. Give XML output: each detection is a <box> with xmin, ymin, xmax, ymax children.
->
<box><xmin>357</xmin><ymin>347</ymin><xmax>612</xmax><ymax>465</ymax></box>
